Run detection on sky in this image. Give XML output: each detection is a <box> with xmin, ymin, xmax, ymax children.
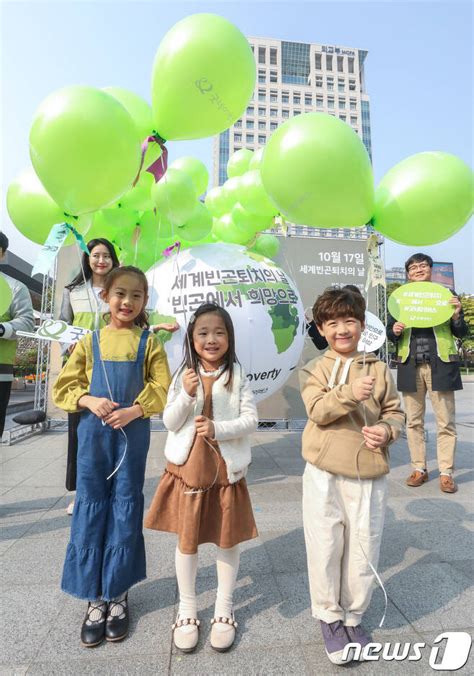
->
<box><xmin>1</xmin><ymin>0</ymin><xmax>473</xmax><ymax>291</ymax></box>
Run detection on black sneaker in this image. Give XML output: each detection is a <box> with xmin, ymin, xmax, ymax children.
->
<box><xmin>105</xmin><ymin>594</ymin><xmax>129</xmax><ymax>642</ymax></box>
<box><xmin>320</xmin><ymin>620</ymin><xmax>352</xmax><ymax>665</ymax></box>
<box><xmin>81</xmin><ymin>602</ymin><xmax>107</xmax><ymax>647</ymax></box>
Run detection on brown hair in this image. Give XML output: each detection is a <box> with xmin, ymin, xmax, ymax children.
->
<box><xmin>313</xmin><ymin>287</ymin><xmax>366</xmax><ymax>326</ymax></box>
<box><xmin>102</xmin><ymin>266</ymin><xmax>150</xmax><ymax>329</ymax></box>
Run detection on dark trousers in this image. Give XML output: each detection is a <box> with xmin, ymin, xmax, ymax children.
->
<box><xmin>66</xmin><ymin>411</ymin><xmax>81</xmax><ymax>491</ymax></box>
<box><xmin>0</xmin><ymin>381</ymin><xmax>13</xmax><ymax>438</ymax></box>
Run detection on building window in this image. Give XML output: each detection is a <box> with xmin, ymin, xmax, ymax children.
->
<box><xmin>258</xmin><ymin>107</ymin><xmax>266</xmax><ymax>116</ymax></box>
<box><xmin>282</xmin><ymin>91</ymin><xmax>289</xmax><ymax>103</ymax></box>
<box><xmin>315</xmin><ymin>53</ymin><xmax>322</xmax><ymax>70</ymax></box>
<box><xmin>350</xmin><ymin>99</ymin><xmax>357</xmax><ymax>110</ymax></box>
<box><xmin>270</xmin><ymin>71</ymin><xmax>278</xmax><ymax>83</ymax></box>
<box><xmin>234</xmin><ymin>133</ymin><xmax>242</xmax><ymax>142</ymax></box>
<box><xmin>339</xmin><ymin>114</ymin><xmax>346</xmax><ymax>121</ymax></box>
<box><xmin>326</xmin><ymin>54</ymin><xmax>333</xmax><ymax>71</ymax></box>
<box><xmin>282</xmin><ymin>40</ymin><xmax>310</xmax><ymax>84</ymax></box>
<box><xmin>337</xmin><ymin>55</ymin><xmax>344</xmax><ymax>72</ymax></box>
<box><xmin>315</xmin><ymin>76</ymin><xmax>323</xmax><ymax>88</ymax></box>
<box><xmin>247</xmin><ymin>119</ymin><xmax>254</xmax><ymax>129</ymax></box>
<box><xmin>234</xmin><ymin>119</ymin><xmax>242</xmax><ymax>128</ymax></box>
<box><xmin>348</xmin><ymin>56</ymin><xmax>354</xmax><ymax>73</ymax></box>
<box><xmin>305</xmin><ymin>94</ymin><xmax>312</xmax><ymax>106</ymax></box>
<box><xmin>218</xmin><ymin>129</ymin><xmax>230</xmax><ymax>185</ymax></box>
<box><xmin>258</xmin><ymin>70</ymin><xmax>266</xmax><ymax>84</ymax></box>
<box><xmin>339</xmin><ymin>97</ymin><xmax>346</xmax><ymax>109</ymax></box>
<box><xmin>316</xmin><ymin>96</ymin><xmax>323</xmax><ymax>107</ymax></box>
<box><xmin>246</xmin><ymin>106</ymin><xmax>254</xmax><ymax>115</ymax></box>
<box><xmin>258</xmin><ymin>134</ymin><xmax>266</xmax><ymax>144</ymax></box>
<box><xmin>258</xmin><ymin>91</ymin><xmax>266</xmax><ymax>103</ymax></box>
<box><xmin>246</xmin><ymin>133</ymin><xmax>254</xmax><ymax>143</ymax></box>
<box><xmin>270</xmin><ymin>121</ymin><xmax>278</xmax><ymax>131</ymax></box>
<box><xmin>234</xmin><ymin>146</ymin><xmax>242</xmax><ymax>151</ymax></box>
<box><xmin>270</xmin><ymin>90</ymin><xmax>278</xmax><ymax>102</ymax></box>
<box><xmin>258</xmin><ymin>121</ymin><xmax>266</xmax><ymax>130</ymax></box>
<box><xmin>258</xmin><ymin>47</ymin><xmax>266</xmax><ymax>64</ymax></box>
<box><xmin>293</xmin><ymin>93</ymin><xmax>301</xmax><ymax>104</ymax></box>
<box><xmin>294</xmin><ymin>109</ymin><xmax>301</xmax><ymax>115</ymax></box>
<box><xmin>327</xmin><ymin>77</ymin><xmax>334</xmax><ymax>91</ymax></box>
<box><xmin>350</xmin><ymin>116</ymin><xmax>358</xmax><ymax>125</ymax></box>
<box><xmin>338</xmin><ymin>78</ymin><xmax>345</xmax><ymax>92</ymax></box>
<box><xmin>349</xmin><ymin>79</ymin><xmax>356</xmax><ymax>91</ymax></box>
<box><xmin>250</xmin><ymin>45</ymin><xmax>254</xmax><ymax>53</ymax></box>
<box><xmin>270</xmin><ymin>47</ymin><xmax>277</xmax><ymax>65</ymax></box>
<box><xmin>270</xmin><ymin>108</ymin><xmax>278</xmax><ymax>117</ymax></box>
<box><xmin>282</xmin><ymin>108</ymin><xmax>290</xmax><ymax>117</ymax></box>
<box><xmin>328</xmin><ymin>97</ymin><xmax>335</xmax><ymax>109</ymax></box>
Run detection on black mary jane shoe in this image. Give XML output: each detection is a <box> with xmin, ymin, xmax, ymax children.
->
<box><xmin>81</xmin><ymin>602</ymin><xmax>107</xmax><ymax>648</ymax></box>
<box><xmin>105</xmin><ymin>594</ymin><xmax>129</xmax><ymax>642</ymax></box>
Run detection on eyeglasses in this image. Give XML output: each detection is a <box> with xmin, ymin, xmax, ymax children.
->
<box><xmin>407</xmin><ymin>263</ymin><xmax>430</xmax><ymax>273</ymax></box>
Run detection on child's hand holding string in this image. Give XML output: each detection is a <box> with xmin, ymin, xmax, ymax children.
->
<box><xmin>78</xmin><ymin>395</ymin><xmax>119</xmax><ymax>419</ymax></box>
<box><xmin>362</xmin><ymin>425</ymin><xmax>389</xmax><ymax>450</ymax></box>
<box><xmin>104</xmin><ymin>404</ymin><xmax>144</xmax><ymax>430</ymax></box>
<box><xmin>195</xmin><ymin>415</ymin><xmax>215</xmax><ymax>439</ymax></box>
<box><xmin>352</xmin><ymin>376</ymin><xmax>375</xmax><ymax>401</ymax></box>
<box><xmin>183</xmin><ymin>368</ymin><xmax>199</xmax><ymax>397</ymax></box>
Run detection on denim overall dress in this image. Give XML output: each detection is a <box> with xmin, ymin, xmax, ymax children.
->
<box><xmin>62</xmin><ymin>330</ymin><xmax>150</xmax><ymax>601</ymax></box>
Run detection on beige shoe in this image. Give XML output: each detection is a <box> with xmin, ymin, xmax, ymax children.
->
<box><xmin>172</xmin><ymin>617</ymin><xmax>200</xmax><ymax>653</ymax></box>
<box><xmin>440</xmin><ymin>475</ymin><xmax>458</xmax><ymax>493</ymax></box>
<box><xmin>406</xmin><ymin>470</ymin><xmax>428</xmax><ymax>487</ymax></box>
<box><xmin>210</xmin><ymin>615</ymin><xmax>238</xmax><ymax>652</ymax></box>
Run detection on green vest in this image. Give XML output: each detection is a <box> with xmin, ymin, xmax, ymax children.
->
<box><xmin>397</xmin><ymin>321</ymin><xmax>458</xmax><ymax>363</ymax></box>
<box><xmin>0</xmin><ymin>307</ymin><xmax>17</xmax><ymax>366</ymax></box>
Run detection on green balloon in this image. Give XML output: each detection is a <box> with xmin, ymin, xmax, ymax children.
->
<box><xmin>0</xmin><ymin>275</ymin><xmax>13</xmax><ymax>314</ymax></box>
<box><xmin>221</xmin><ymin>176</ymin><xmax>243</xmax><ymax>211</ymax></box>
<box><xmin>83</xmin><ymin>210</ymin><xmax>117</xmax><ymax>242</ymax></box>
<box><xmin>151</xmin><ymin>13</ymin><xmax>255</xmax><ymax>140</ymax></box>
<box><xmin>29</xmin><ymin>85</ymin><xmax>141</xmax><ymax>215</ymax></box>
<box><xmin>139</xmin><ymin>210</ymin><xmax>175</xmax><ymax>240</ymax></box>
<box><xmin>373</xmin><ymin>152</ymin><xmax>473</xmax><ymax>245</ymax></box>
<box><xmin>213</xmin><ymin>212</ymin><xmax>254</xmax><ymax>245</ymax></box>
<box><xmin>179</xmin><ymin>202</ymin><xmax>212</xmax><ymax>241</ymax></box>
<box><xmin>205</xmin><ymin>186</ymin><xmax>228</xmax><ymax>217</ymax></box>
<box><xmin>249</xmin><ymin>147</ymin><xmax>264</xmax><ymax>171</ymax></box>
<box><xmin>231</xmin><ymin>202</ymin><xmax>273</xmax><ymax>233</ymax></box>
<box><xmin>103</xmin><ymin>205</ymin><xmax>140</xmax><ymax>232</ymax></box>
<box><xmin>170</xmin><ymin>156</ymin><xmax>209</xmax><ymax>196</ymax></box>
<box><xmin>388</xmin><ymin>281</ymin><xmax>454</xmax><ymax>328</ymax></box>
<box><xmin>103</xmin><ymin>87</ymin><xmax>155</xmax><ymax>140</ymax></box>
<box><xmin>119</xmin><ymin>172</ymin><xmax>154</xmax><ymax>211</ymax></box>
<box><xmin>151</xmin><ymin>168</ymin><xmax>197</xmax><ymax>225</ymax></box>
<box><xmin>143</xmin><ymin>142</ymin><xmax>163</xmax><ymax>170</ymax></box>
<box><xmin>227</xmin><ymin>148</ymin><xmax>253</xmax><ymax>178</ymax></box>
<box><xmin>252</xmin><ymin>234</ymin><xmax>280</xmax><ymax>259</ymax></box>
<box><xmin>239</xmin><ymin>170</ymin><xmax>278</xmax><ymax>217</ymax></box>
<box><xmin>62</xmin><ymin>213</ymin><xmax>93</xmax><ymax>247</ymax></box>
<box><xmin>261</xmin><ymin>112</ymin><xmax>374</xmax><ymax>228</ymax></box>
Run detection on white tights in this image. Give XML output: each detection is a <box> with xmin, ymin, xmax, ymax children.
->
<box><xmin>175</xmin><ymin>544</ymin><xmax>240</xmax><ymax>620</ymax></box>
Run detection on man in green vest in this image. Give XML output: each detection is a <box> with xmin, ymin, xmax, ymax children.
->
<box><xmin>387</xmin><ymin>253</ymin><xmax>468</xmax><ymax>494</ymax></box>
<box><xmin>0</xmin><ymin>232</ymin><xmax>35</xmax><ymax>438</ymax></box>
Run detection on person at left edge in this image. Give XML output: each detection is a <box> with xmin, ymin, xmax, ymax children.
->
<box><xmin>0</xmin><ymin>231</ymin><xmax>35</xmax><ymax>439</ymax></box>
<box><xmin>53</xmin><ymin>266</ymin><xmax>171</xmax><ymax>648</ymax></box>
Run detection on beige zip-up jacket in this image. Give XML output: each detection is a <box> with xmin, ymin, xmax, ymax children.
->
<box><xmin>299</xmin><ymin>350</ymin><xmax>405</xmax><ymax>479</ymax></box>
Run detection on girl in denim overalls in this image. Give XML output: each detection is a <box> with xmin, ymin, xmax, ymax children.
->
<box><xmin>53</xmin><ymin>266</ymin><xmax>171</xmax><ymax>647</ymax></box>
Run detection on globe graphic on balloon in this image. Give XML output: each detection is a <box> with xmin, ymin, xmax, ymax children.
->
<box><xmin>147</xmin><ymin>243</ymin><xmax>306</xmax><ymax>401</ymax></box>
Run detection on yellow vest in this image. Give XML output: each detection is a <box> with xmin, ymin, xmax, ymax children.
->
<box><xmin>397</xmin><ymin>321</ymin><xmax>458</xmax><ymax>363</ymax></box>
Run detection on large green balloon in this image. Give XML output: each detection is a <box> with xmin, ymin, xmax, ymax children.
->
<box><xmin>119</xmin><ymin>172</ymin><xmax>154</xmax><ymax>211</ymax></box>
<box><xmin>179</xmin><ymin>202</ymin><xmax>213</xmax><ymax>241</ymax></box>
<box><xmin>103</xmin><ymin>87</ymin><xmax>155</xmax><ymax>140</ymax></box>
<box><xmin>373</xmin><ymin>152</ymin><xmax>473</xmax><ymax>245</ymax></box>
<box><xmin>252</xmin><ymin>234</ymin><xmax>280</xmax><ymax>259</ymax></box>
<box><xmin>151</xmin><ymin>13</ymin><xmax>255</xmax><ymax>140</ymax></box>
<box><xmin>170</xmin><ymin>157</ymin><xmax>209</xmax><ymax>196</ymax></box>
<box><xmin>205</xmin><ymin>186</ymin><xmax>228</xmax><ymax>217</ymax></box>
<box><xmin>227</xmin><ymin>148</ymin><xmax>253</xmax><ymax>178</ymax></box>
<box><xmin>139</xmin><ymin>210</ymin><xmax>175</xmax><ymax>240</ymax></box>
<box><xmin>221</xmin><ymin>176</ymin><xmax>243</xmax><ymax>211</ymax></box>
<box><xmin>29</xmin><ymin>85</ymin><xmax>141</xmax><ymax>215</ymax></box>
<box><xmin>249</xmin><ymin>147</ymin><xmax>264</xmax><ymax>171</ymax></box>
<box><xmin>0</xmin><ymin>275</ymin><xmax>13</xmax><ymax>315</ymax></box>
<box><xmin>84</xmin><ymin>210</ymin><xmax>117</xmax><ymax>242</ymax></box>
<box><xmin>213</xmin><ymin>212</ymin><xmax>254</xmax><ymax>245</ymax></box>
<box><xmin>151</xmin><ymin>168</ymin><xmax>197</xmax><ymax>225</ymax></box>
<box><xmin>261</xmin><ymin>112</ymin><xmax>374</xmax><ymax>228</ymax></box>
<box><xmin>7</xmin><ymin>168</ymin><xmax>90</xmax><ymax>245</ymax></box>
<box><xmin>239</xmin><ymin>170</ymin><xmax>278</xmax><ymax>217</ymax></box>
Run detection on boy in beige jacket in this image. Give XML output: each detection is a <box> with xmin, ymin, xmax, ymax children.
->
<box><xmin>299</xmin><ymin>288</ymin><xmax>404</xmax><ymax>665</ymax></box>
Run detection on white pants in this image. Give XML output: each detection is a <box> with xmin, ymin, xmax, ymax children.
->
<box><xmin>302</xmin><ymin>462</ymin><xmax>387</xmax><ymax>626</ymax></box>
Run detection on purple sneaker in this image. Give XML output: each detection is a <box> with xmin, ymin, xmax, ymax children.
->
<box><xmin>320</xmin><ymin>620</ymin><xmax>352</xmax><ymax>665</ymax></box>
<box><xmin>345</xmin><ymin>625</ymin><xmax>372</xmax><ymax>660</ymax></box>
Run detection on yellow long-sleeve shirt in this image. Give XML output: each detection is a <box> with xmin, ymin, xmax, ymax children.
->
<box><xmin>53</xmin><ymin>327</ymin><xmax>171</xmax><ymax>418</ymax></box>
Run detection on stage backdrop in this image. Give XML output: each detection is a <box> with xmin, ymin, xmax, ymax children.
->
<box><xmin>257</xmin><ymin>235</ymin><xmax>376</xmax><ymax>422</ymax></box>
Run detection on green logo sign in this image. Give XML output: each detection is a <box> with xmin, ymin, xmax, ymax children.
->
<box><xmin>388</xmin><ymin>282</ymin><xmax>454</xmax><ymax>328</ymax></box>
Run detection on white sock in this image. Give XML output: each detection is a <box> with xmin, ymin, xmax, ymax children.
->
<box><xmin>86</xmin><ymin>600</ymin><xmax>107</xmax><ymax>624</ymax></box>
<box><xmin>175</xmin><ymin>546</ymin><xmax>198</xmax><ymax>632</ymax></box>
<box><xmin>109</xmin><ymin>593</ymin><xmax>127</xmax><ymax>618</ymax></box>
<box><xmin>214</xmin><ymin>545</ymin><xmax>240</xmax><ymax>632</ymax></box>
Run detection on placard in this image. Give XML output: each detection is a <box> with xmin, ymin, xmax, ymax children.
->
<box><xmin>388</xmin><ymin>282</ymin><xmax>453</xmax><ymax>328</ymax></box>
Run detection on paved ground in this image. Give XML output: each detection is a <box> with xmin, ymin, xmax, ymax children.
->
<box><xmin>1</xmin><ymin>386</ymin><xmax>473</xmax><ymax>675</ymax></box>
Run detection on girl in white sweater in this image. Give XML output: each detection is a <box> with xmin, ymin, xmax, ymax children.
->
<box><xmin>145</xmin><ymin>303</ymin><xmax>258</xmax><ymax>653</ymax></box>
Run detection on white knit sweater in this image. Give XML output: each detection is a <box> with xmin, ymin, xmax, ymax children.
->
<box><xmin>163</xmin><ymin>364</ymin><xmax>258</xmax><ymax>484</ymax></box>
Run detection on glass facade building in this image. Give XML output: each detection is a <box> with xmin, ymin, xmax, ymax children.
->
<box><xmin>281</xmin><ymin>41</ymin><xmax>311</xmax><ymax>84</ymax></box>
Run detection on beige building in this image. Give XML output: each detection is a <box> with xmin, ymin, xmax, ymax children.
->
<box><xmin>212</xmin><ymin>37</ymin><xmax>372</xmax><ymax>239</ymax></box>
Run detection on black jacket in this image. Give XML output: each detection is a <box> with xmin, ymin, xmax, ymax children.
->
<box><xmin>306</xmin><ymin>321</ymin><xmax>328</xmax><ymax>350</ymax></box>
<box><xmin>387</xmin><ymin>303</ymin><xmax>468</xmax><ymax>392</ymax></box>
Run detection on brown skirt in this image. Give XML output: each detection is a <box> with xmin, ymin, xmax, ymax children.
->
<box><xmin>144</xmin><ymin>440</ymin><xmax>258</xmax><ymax>554</ymax></box>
